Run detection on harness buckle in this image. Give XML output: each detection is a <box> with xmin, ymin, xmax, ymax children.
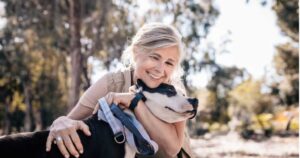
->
<box><xmin>114</xmin><ymin>132</ymin><xmax>126</xmax><ymax>144</ymax></box>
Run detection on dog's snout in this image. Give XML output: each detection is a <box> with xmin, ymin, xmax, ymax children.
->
<box><xmin>189</xmin><ymin>110</ymin><xmax>197</xmax><ymax>119</ymax></box>
<box><xmin>188</xmin><ymin>98</ymin><xmax>198</xmax><ymax>110</ymax></box>
<box><xmin>187</xmin><ymin>98</ymin><xmax>198</xmax><ymax>119</ymax></box>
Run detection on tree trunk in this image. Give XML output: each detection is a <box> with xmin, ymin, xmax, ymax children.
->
<box><xmin>23</xmin><ymin>84</ymin><xmax>35</xmax><ymax>131</ymax></box>
<box><xmin>3</xmin><ymin>100</ymin><xmax>11</xmax><ymax>135</ymax></box>
<box><xmin>68</xmin><ymin>0</ymin><xmax>82</xmax><ymax>110</ymax></box>
<box><xmin>34</xmin><ymin>109</ymin><xmax>42</xmax><ymax>131</ymax></box>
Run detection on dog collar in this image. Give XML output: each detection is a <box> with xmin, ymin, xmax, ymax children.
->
<box><xmin>136</xmin><ymin>79</ymin><xmax>177</xmax><ymax>97</ymax></box>
<box><xmin>129</xmin><ymin>92</ymin><xmax>146</xmax><ymax>111</ymax></box>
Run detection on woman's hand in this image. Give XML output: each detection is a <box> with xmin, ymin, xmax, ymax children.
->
<box><xmin>46</xmin><ymin>116</ymin><xmax>91</xmax><ymax>158</ymax></box>
<box><xmin>92</xmin><ymin>92</ymin><xmax>136</xmax><ymax>114</ymax></box>
<box><xmin>104</xmin><ymin>92</ymin><xmax>135</xmax><ymax>109</ymax></box>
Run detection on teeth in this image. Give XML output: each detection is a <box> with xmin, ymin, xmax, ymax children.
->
<box><xmin>149</xmin><ymin>73</ymin><xmax>162</xmax><ymax>79</ymax></box>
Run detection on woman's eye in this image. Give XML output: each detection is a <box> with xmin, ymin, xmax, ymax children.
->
<box><xmin>150</xmin><ymin>56</ymin><xmax>159</xmax><ymax>60</ymax></box>
<box><xmin>166</xmin><ymin>62</ymin><xmax>174</xmax><ymax>66</ymax></box>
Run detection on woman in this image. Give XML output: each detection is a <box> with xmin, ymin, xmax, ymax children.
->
<box><xmin>46</xmin><ymin>22</ymin><xmax>193</xmax><ymax>158</ymax></box>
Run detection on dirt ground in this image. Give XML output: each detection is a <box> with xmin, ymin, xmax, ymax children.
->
<box><xmin>190</xmin><ymin>132</ymin><xmax>299</xmax><ymax>158</ymax></box>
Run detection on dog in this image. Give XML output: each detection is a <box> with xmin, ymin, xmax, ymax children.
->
<box><xmin>132</xmin><ymin>79</ymin><xmax>198</xmax><ymax>123</ymax></box>
<box><xmin>99</xmin><ymin>79</ymin><xmax>198</xmax><ymax>158</ymax></box>
<box><xmin>0</xmin><ymin>80</ymin><xmax>198</xmax><ymax>158</ymax></box>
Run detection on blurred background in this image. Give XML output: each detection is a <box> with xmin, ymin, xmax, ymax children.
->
<box><xmin>0</xmin><ymin>0</ymin><xmax>298</xmax><ymax>157</ymax></box>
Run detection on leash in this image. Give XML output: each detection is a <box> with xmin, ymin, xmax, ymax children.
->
<box><xmin>97</xmin><ymin>98</ymin><xmax>158</xmax><ymax>156</ymax></box>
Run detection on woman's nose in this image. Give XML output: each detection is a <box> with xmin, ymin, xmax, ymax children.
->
<box><xmin>154</xmin><ymin>62</ymin><xmax>165</xmax><ymax>73</ymax></box>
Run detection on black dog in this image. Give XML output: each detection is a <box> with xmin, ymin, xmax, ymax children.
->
<box><xmin>0</xmin><ymin>114</ymin><xmax>125</xmax><ymax>158</ymax></box>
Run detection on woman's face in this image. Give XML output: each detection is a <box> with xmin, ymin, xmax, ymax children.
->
<box><xmin>133</xmin><ymin>46</ymin><xmax>179</xmax><ymax>88</ymax></box>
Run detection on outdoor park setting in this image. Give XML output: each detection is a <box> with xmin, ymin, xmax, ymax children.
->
<box><xmin>0</xmin><ymin>0</ymin><xmax>298</xmax><ymax>157</ymax></box>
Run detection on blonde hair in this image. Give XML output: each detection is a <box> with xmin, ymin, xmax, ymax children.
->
<box><xmin>122</xmin><ymin>22</ymin><xmax>185</xmax><ymax>82</ymax></box>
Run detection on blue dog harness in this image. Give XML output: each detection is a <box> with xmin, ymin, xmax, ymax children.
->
<box><xmin>97</xmin><ymin>98</ymin><xmax>158</xmax><ymax>156</ymax></box>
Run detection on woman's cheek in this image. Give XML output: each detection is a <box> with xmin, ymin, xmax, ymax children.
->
<box><xmin>166</xmin><ymin>68</ymin><xmax>174</xmax><ymax>78</ymax></box>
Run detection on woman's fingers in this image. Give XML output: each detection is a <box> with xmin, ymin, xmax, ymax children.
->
<box><xmin>70</xmin><ymin>132</ymin><xmax>84</xmax><ymax>154</ymax></box>
<box><xmin>118</xmin><ymin>105</ymin><xmax>127</xmax><ymax>110</ymax></box>
<box><xmin>105</xmin><ymin>92</ymin><xmax>114</xmax><ymax>105</ymax></box>
<box><xmin>77</xmin><ymin>121</ymin><xmax>91</xmax><ymax>136</ymax></box>
<box><xmin>56</xmin><ymin>136</ymin><xmax>71</xmax><ymax>158</ymax></box>
<box><xmin>62</xmin><ymin>136</ymin><xmax>80</xmax><ymax>158</ymax></box>
<box><xmin>105</xmin><ymin>92</ymin><xmax>135</xmax><ymax>108</ymax></box>
<box><xmin>55</xmin><ymin>126</ymin><xmax>80</xmax><ymax>158</ymax></box>
<box><xmin>46</xmin><ymin>116</ymin><xmax>89</xmax><ymax>158</ymax></box>
<box><xmin>92</xmin><ymin>104</ymin><xmax>100</xmax><ymax>114</ymax></box>
<box><xmin>46</xmin><ymin>133</ymin><xmax>55</xmax><ymax>151</ymax></box>
<box><xmin>61</xmin><ymin>121</ymin><xmax>88</xmax><ymax>157</ymax></box>
<box><xmin>114</xmin><ymin>93</ymin><xmax>135</xmax><ymax>108</ymax></box>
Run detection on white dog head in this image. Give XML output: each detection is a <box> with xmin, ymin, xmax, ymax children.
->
<box><xmin>133</xmin><ymin>79</ymin><xmax>198</xmax><ymax>123</ymax></box>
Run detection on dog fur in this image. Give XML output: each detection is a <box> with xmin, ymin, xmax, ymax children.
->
<box><xmin>0</xmin><ymin>116</ymin><xmax>125</xmax><ymax>158</ymax></box>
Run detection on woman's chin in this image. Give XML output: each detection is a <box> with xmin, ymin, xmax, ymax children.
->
<box><xmin>144</xmin><ymin>81</ymin><xmax>161</xmax><ymax>88</ymax></box>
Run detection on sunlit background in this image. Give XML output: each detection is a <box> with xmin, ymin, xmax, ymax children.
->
<box><xmin>0</xmin><ymin>0</ymin><xmax>298</xmax><ymax>157</ymax></box>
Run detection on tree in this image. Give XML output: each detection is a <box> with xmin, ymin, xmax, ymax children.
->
<box><xmin>272</xmin><ymin>0</ymin><xmax>298</xmax><ymax>107</ymax></box>
<box><xmin>68</xmin><ymin>0</ymin><xmax>83</xmax><ymax>109</ymax></box>
<box><xmin>0</xmin><ymin>0</ymin><xmax>221</xmax><ymax>133</ymax></box>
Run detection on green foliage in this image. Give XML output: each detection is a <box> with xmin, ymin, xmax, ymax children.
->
<box><xmin>0</xmin><ymin>0</ymin><xmax>140</xmax><ymax>132</ymax></box>
<box><xmin>228</xmin><ymin>79</ymin><xmax>274</xmax><ymax>114</ymax></box>
<box><xmin>272</xmin><ymin>0</ymin><xmax>298</xmax><ymax>107</ymax></box>
<box><xmin>184</xmin><ymin>0</ymin><xmax>298</xmax><ymax>137</ymax></box>
<box><xmin>0</xmin><ymin>2</ymin><xmax>69</xmax><ymax>130</ymax></box>
<box><xmin>273</xmin><ymin>43</ymin><xmax>299</xmax><ymax>106</ymax></box>
<box><xmin>289</xmin><ymin>117</ymin><xmax>299</xmax><ymax>131</ymax></box>
<box><xmin>1</xmin><ymin>0</ymin><xmax>297</xmax><ymax>138</ymax></box>
<box><xmin>272</xmin><ymin>0</ymin><xmax>298</xmax><ymax>41</ymax></box>
<box><xmin>1</xmin><ymin>0</ymin><xmax>222</xmax><ymax>133</ymax></box>
<box><xmin>207</xmin><ymin>66</ymin><xmax>248</xmax><ymax>123</ymax></box>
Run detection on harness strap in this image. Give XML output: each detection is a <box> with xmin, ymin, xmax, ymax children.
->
<box><xmin>110</xmin><ymin>104</ymin><xmax>156</xmax><ymax>155</ymax></box>
<box><xmin>98</xmin><ymin>98</ymin><xmax>125</xmax><ymax>144</ymax></box>
<box><xmin>97</xmin><ymin>98</ymin><xmax>158</xmax><ymax>156</ymax></box>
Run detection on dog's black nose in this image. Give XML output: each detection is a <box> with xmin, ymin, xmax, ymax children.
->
<box><xmin>188</xmin><ymin>98</ymin><xmax>198</xmax><ymax>110</ymax></box>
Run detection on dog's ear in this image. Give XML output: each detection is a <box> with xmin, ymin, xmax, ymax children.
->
<box><xmin>136</xmin><ymin>79</ymin><xmax>146</xmax><ymax>88</ymax></box>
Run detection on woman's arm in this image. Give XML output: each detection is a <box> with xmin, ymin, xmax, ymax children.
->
<box><xmin>105</xmin><ymin>92</ymin><xmax>185</xmax><ymax>157</ymax></box>
<box><xmin>134</xmin><ymin>101</ymin><xmax>185</xmax><ymax>157</ymax></box>
<box><xmin>46</xmin><ymin>73</ymin><xmax>110</xmax><ymax>158</ymax></box>
<box><xmin>67</xmin><ymin>103</ymin><xmax>94</xmax><ymax>120</ymax></box>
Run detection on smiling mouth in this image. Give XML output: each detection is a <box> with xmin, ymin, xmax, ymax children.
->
<box><xmin>147</xmin><ymin>71</ymin><xmax>163</xmax><ymax>79</ymax></box>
